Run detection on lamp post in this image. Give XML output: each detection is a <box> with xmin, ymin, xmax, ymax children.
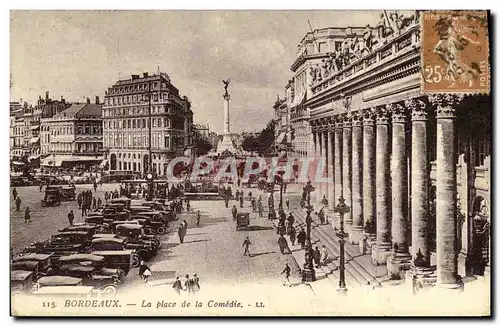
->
<box><xmin>334</xmin><ymin>196</ymin><xmax>350</xmax><ymax>294</ymax></box>
<box><xmin>302</xmin><ymin>180</ymin><xmax>316</xmax><ymax>282</ymax></box>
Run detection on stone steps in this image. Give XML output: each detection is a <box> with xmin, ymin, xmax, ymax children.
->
<box><xmin>292</xmin><ymin>208</ymin><xmax>388</xmax><ymax>288</ymax></box>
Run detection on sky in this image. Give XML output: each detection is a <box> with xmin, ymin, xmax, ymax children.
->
<box><xmin>10</xmin><ymin>10</ymin><xmax>383</xmax><ymax>134</ymax></box>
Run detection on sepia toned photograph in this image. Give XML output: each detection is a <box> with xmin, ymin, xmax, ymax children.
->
<box><xmin>9</xmin><ymin>9</ymin><xmax>491</xmax><ymax>317</ymax></box>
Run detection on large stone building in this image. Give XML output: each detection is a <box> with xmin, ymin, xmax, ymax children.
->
<box><xmin>40</xmin><ymin>98</ymin><xmax>103</xmax><ymax>168</ymax></box>
<box><xmin>102</xmin><ymin>72</ymin><xmax>194</xmax><ymax>176</ymax></box>
<box><xmin>10</xmin><ymin>105</ymin><xmax>25</xmax><ymax>158</ymax></box>
<box><xmin>285</xmin><ymin>12</ymin><xmax>491</xmax><ymax>288</ymax></box>
<box><xmin>36</xmin><ymin>92</ymin><xmax>71</xmax><ymax>155</ymax></box>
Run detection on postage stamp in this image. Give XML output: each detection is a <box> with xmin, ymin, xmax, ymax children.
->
<box><xmin>421</xmin><ymin>10</ymin><xmax>490</xmax><ymax>94</ymax></box>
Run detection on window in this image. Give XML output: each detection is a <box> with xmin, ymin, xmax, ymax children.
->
<box><xmin>132</xmin><ymin>119</ymin><xmax>136</xmax><ymax>128</ymax></box>
<box><xmin>335</xmin><ymin>41</ymin><xmax>342</xmax><ymax>51</ymax></box>
<box><xmin>319</xmin><ymin>42</ymin><xmax>327</xmax><ymax>52</ymax></box>
<box><xmin>143</xmin><ymin>119</ymin><xmax>146</xmax><ymax>128</ymax></box>
<box><xmin>127</xmin><ymin>120</ymin><xmax>131</xmax><ymax>129</ymax></box>
<box><xmin>158</xmin><ymin>135</ymin><xmax>162</xmax><ymax>147</ymax></box>
<box><xmin>152</xmin><ymin>118</ymin><xmax>156</xmax><ymax>128</ymax></box>
<box><xmin>158</xmin><ymin>118</ymin><xmax>162</xmax><ymax>128</ymax></box>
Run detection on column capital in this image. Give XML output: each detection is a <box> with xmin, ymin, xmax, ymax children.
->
<box><xmin>334</xmin><ymin>116</ymin><xmax>343</xmax><ymax>129</ymax></box>
<box><xmin>428</xmin><ymin>94</ymin><xmax>465</xmax><ymax>119</ymax></box>
<box><xmin>362</xmin><ymin>108</ymin><xmax>376</xmax><ymax>125</ymax></box>
<box><xmin>388</xmin><ymin>103</ymin><xmax>407</xmax><ymax>124</ymax></box>
<box><xmin>351</xmin><ymin>112</ymin><xmax>363</xmax><ymax>127</ymax></box>
<box><xmin>405</xmin><ymin>98</ymin><xmax>428</xmax><ymax>121</ymax></box>
<box><xmin>376</xmin><ymin>106</ymin><xmax>390</xmax><ymax>125</ymax></box>
<box><xmin>342</xmin><ymin>113</ymin><xmax>352</xmax><ymax>128</ymax></box>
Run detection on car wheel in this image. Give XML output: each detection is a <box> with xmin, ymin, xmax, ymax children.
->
<box><xmin>132</xmin><ymin>255</ymin><xmax>141</xmax><ymax>268</ymax></box>
<box><xmin>157</xmin><ymin>227</ymin><xmax>165</xmax><ymax>235</ymax></box>
<box><xmin>102</xmin><ymin>284</ymin><xmax>117</xmax><ymax>296</ymax></box>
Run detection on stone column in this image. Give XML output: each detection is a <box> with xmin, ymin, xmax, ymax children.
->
<box><xmin>327</xmin><ymin>127</ymin><xmax>335</xmax><ymax>219</ymax></box>
<box><xmin>371</xmin><ymin>107</ymin><xmax>392</xmax><ymax>265</ymax></box>
<box><xmin>387</xmin><ymin>104</ymin><xmax>412</xmax><ymax>277</ymax></box>
<box><xmin>322</xmin><ymin>130</ymin><xmax>329</xmax><ymax>206</ymax></box>
<box><xmin>405</xmin><ymin>99</ymin><xmax>432</xmax><ymax>281</ymax></box>
<box><xmin>362</xmin><ymin>109</ymin><xmax>376</xmax><ymax>253</ymax></box>
<box><xmin>342</xmin><ymin>114</ymin><xmax>353</xmax><ymax>231</ymax></box>
<box><xmin>350</xmin><ymin>112</ymin><xmax>363</xmax><ymax>244</ymax></box>
<box><xmin>316</xmin><ymin>128</ymin><xmax>323</xmax><ymax>203</ymax></box>
<box><xmin>334</xmin><ymin>118</ymin><xmax>343</xmax><ymax>230</ymax></box>
<box><xmin>430</xmin><ymin>94</ymin><xmax>464</xmax><ymax>289</ymax></box>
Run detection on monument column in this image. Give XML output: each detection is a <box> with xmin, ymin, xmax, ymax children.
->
<box><xmin>362</xmin><ymin>109</ymin><xmax>376</xmax><ymax>253</ymax></box>
<box><xmin>334</xmin><ymin>118</ymin><xmax>343</xmax><ymax>230</ymax></box>
<box><xmin>350</xmin><ymin>112</ymin><xmax>363</xmax><ymax>244</ymax></box>
<box><xmin>430</xmin><ymin>94</ymin><xmax>464</xmax><ymax>289</ymax></box>
<box><xmin>387</xmin><ymin>104</ymin><xmax>412</xmax><ymax>276</ymax></box>
<box><xmin>224</xmin><ymin>93</ymin><xmax>230</xmax><ymax>134</ymax></box>
<box><xmin>342</xmin><ymin>114</ymin><xmax>353</xmax><ymax>231</ymax></box>
<box><xmin>371</xmin><ymin>106</ymin><xmax>392</xmax><ymax>265</ymax></box>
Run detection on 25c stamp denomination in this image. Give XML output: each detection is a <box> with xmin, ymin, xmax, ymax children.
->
<box><xmin>421</xmin><ymin>10</ymin><xmax>490</xmax><ymax>94</ymax></box>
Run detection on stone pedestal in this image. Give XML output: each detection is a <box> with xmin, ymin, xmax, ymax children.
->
<box><xmin>371</xmin><ymin>243</ymin><xmax>392</xmax><ymax>265</ymax></box>
<box><xmin>387</xmin><ymin>252</ymin><xmax>413</xmax><ymax>278</ymax></box>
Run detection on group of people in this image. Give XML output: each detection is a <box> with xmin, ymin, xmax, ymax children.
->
<box><xmin>172</xmin><ymin>274</ymin><xmax>201</xmax><ymax>295</ymax></box>
<box><xmin>77</xmin><ymin>190</ymin><xmax>101</xmax><ymax>216</ymax></box>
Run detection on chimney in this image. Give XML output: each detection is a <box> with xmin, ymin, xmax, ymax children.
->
<box><xmin>132</xmin><ymin>74</ymin><xmax>139</xmax><ymax>80</ymax></box>
<box><xmin>45</xmin><ymin>91</ymin><xmax>49</xmax><ymax>100</ymax></box>
<box><xmin>86</xmin><ymin>97</ymin><xmax>90</xmax><ymax>104</ymax></box>
<box><xmin>95</xmin><ymin>96</ymin><xmax>100</xmax><ymax>104</ymax></box>
<box><xmin>61</xmin><ymin>96</ymin><xmax>65</xmax><ymax>104</ymax></box>
<box><xmin>143</xmin><ymin>72</ymin><xmax>149</xmax><ymax>78</ymax></box>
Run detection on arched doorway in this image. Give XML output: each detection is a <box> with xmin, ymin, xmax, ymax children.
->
<box><xmin>110</xmin><ymin>153</ymin><xmax>117</xmax><ymax>170</ymax></box>
<box><xmin>469</xmin><ymin>196</ymin><xmax>490</xmax><ymax>276</ymax></box>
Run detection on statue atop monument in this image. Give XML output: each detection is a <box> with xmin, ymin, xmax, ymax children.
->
<box><xmin>222</xmin><ymin>79</ymin><xmax>231</xmax><ymax>96</ymax></box>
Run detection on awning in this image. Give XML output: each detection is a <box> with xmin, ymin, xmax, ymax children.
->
<box><xmin>60</xmin><ymin>156</ymin><xmax>104</xmax><ymax>163</ymax></box>
<box><xmin>99</xmin><ymin>159</ymin><xmax>109</xmax><ymax>168</ymax></box>
<box><xmin>30</xmin><ymin>125</ymin><xmax>40</xmax><ymax>130</ymax></box>
<box><xmin>275</xmin><ymin>132</ymin><xmax>286</xmax><ymax>144</ymax></box>
<box><xmin>11</xmin><ymin>161</ymin><xmax>24</xmax><ymax>166</ymax></box>
<box><xmin>29</xmin><ymin>137</ymin><xmax>40</xmax><ymax>144</ymax></box>
<box><xmin>29</xmin><ymin>155</ymin><xmax>41</xmax><ymax>161</ymax></box>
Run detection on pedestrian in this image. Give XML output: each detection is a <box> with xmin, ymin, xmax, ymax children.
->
<box><xmin>258</xmin><ymin>202</ymin><xmax>264</xmax><ymax>218</ymax></box>
<box><xmin>39</xmin><ymin>183</ymin><xmax>43</xmax><ymax>192</ymax></box>
<box><xmin>172</xmin><ymin>276</ymin><xmax>183</xmax><ymax>295</ymax></box>
<box><xmin>231</xmin><ymin>205</ymin><xmax>238</xmax><ymax>221</ymax></box>
<box><xmin>278</xmin><ymin>234</ymin><xmax>289</xmax><ymax>255</ymax></box>
<box><xmin>248</xmin><ymin>191</ymin><xmax>252</xmax><ymax>201</ymax></box>
<box><xmin>313</xmin><ymin>246</ymin><xmax>321</xmax><ymax>268</ymax></box>
<box><xmin>285</xmin><ymin>219</ymin><xmax>291</xmax><ymax>236</ymax></box>
<box><xmin>239</xmin><ymin>195</ymin><xmax>243</xmax><ymax>208</ymax></box>
<box><xmin>321</xmin><ymin>245</ymin><xmax>330</xmax><ymax>266</ymax></box>
<box><xmin>286</xmin><ymin>199</ymin><xmax>290</xmax><ymax>211</ymax></box>
<box><xmin>192</xmin><ymin>273</ymin><xmax>200</xmax><ymax>293</ymax></box>
<box><xmin>196</xmin><ymin>210</ymin><xmax>201</xmax><ymax>226</ymax></box>
<box><xmin>242</xmin><ymin>236</ymin><xmax>251</xmax><ymax>257</ymax></box>
<box><xmin>12</xmin><ymin>187</ymin><xmax>17</xmax><ymax>200</ymax></box>
<box><xmin>184</xmin><ymin>274</ymin><xmax>193</xmax><ymax>294</ymax></box>
<box><xmin>318</xmin><ymin>207</ymin><xmax>325</xmax><ymax>225</ymax></box>
<box><xmin>92</xmin><ymin>197</ymin><xmax>97</xmax><ymax>210</ymax></box>
<box><xmin>297</xmin><ymin>228</ymin><xmax>306</xmax><ymax>249</ymax></box>
<box><xmin>178</xmin><ymin>224</ymin><xmax>187</xmax><ymax>244</ymax></box>
<box><xmin>24</xmin><ymin>207</ymin><xmax>31</xmax><ymax>224</ymax></box>
<box><xmin>93</xmin><ymin>181</ymin><xmax>97</xmax><ymax>192</ymax></box>
<box><xmin>237</xmin><ymin>178</ymin><xmax>241</xmax><ymax>188</ymax></box>
<box><xmin>281</xmin><ymin>263</ymin><xmax>291</xmax><ymax>287</ymax></box>
<box><xmin>251</xmin><ymin>198</ymin><xmax>256</xmax><ymax>212</ymax></box>
<box><xmin>138</xmin><ymin>261</ymin><xmax>151</xmax><ymax>283</ymax></box>
<box><xmin>15</xmin><ymin>197</ymin><xmax>22</xmax><ymax>212</ymax></box>
<box><xmin>97</xmin><ymin>197</ymin><xmax>102</xmax><ymax>208</ymax></box>
<box><xmin>68</xmin><ymin>210</ymin><xmax>75</xmax><ymax>226</ymax></box>
<box><xmin>289</xmin><ymin>227</ymin><xmax>296</xmax><ymax>246</ymax></box>
<box><xmin>81</xmin><ymin>202</ymin><xmax>87</xmax><ymax>217</ymax></box>
<box><xmin>77</xmin><ymin>193</ymin><xmax>82</xmax><ymax>209</ymax></box>
<box><xmin>235</xmin><ymin>189</ymin><xmax>240</xmax><ymax>201</ymax></box>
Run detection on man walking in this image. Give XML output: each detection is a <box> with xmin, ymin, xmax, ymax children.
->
<box><xmin>184</xmin><ymin>274</ymin><xmax>193</xmax><ymax>294</ymax></box>
<box><xmin>231</xmin><ymin>205</ymin><xmax>238</xmax><ymax>221</ymax></box>
<box><xmin>68</xmin><ymin>210</ymin><xmax>75</xmax><ymax>226</ymax></box>
<box><xmin>24</xmin><ymin>207</ymin><xmax>31</xmax><ymax>224</ymax></box>
<box><xmin>289</xmin><ymin>226</ymin><xmax>296</xmax><ymax>246</ymax></box>
<box><xmin>77</xmin><ymin>192</ymin><xmax>82</xmax><ymax>209</ymax></box>
<box><xmin>258</xmin><ymin>201</ymin><xmax>264</xmax><ymax>218</ymax></box>
<box><xmin>172</xmin><ymin>276</ymin><xmax>183</xmax><ymax>295</ymax></box>
<box><xmin>313</xmin><ymin>246</ymin><xmax>321</xmax><ymax>268</ymax></box>
<box><xmin>15</xmin><ymin>197</ymin><xmax>22</xmax><ymax>212</ymax></box>
<box><xmin>318</xmin><ymin>207</ymin><xmax>326</xmax><ymax>225</ymax></box>
<box><xmin>278</xmin><ymin>234</ymin><xmax>289</xmax><ymax>255</ymax></box>
<box><xmin>281</xmin><ymin>263</ymin><xmax>291</xmax><ymax>287</ymax></box>
<box><xmin>297</xmin><ymin>228</ymin><xmax>306</xmax><ymax>249</ymax></box>
<box><xmin>242</xmin><ymin>236</ymin><xmax>251</xmax><ymax>257</ymax></box>
<box><xmin>286</xmin><ymin>198</ymin><xmax>290</xmax><ymax>211</ymax></box>
<box><xmin>12</xmin><ymin>187</ymin><xmax>18</xmax><ymax>200</ymax></box>
<box><xmin>196</xmin><ymin>210</ymin><xmax>201</xmax><ymax>226</ymax></box>
<box><xmin>192</xmin><ymin>273</ymin><xmax>200</xmax><ymax>293</ymax></box>
<box><xmin>239</xmin><ymin>194</ymin><xmax>244</xmax><ymax>208</ymax></box>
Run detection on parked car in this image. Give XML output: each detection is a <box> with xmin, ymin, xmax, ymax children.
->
<box><xmin>91</xmin><ymin>236</ymin><xmax>152</xmax><ymax>262</ymax></box>
<box><xmin>61</xmin><ymin>186</ymin><xmax>76</xmax><ymax>201</ymax></box>
<box><xmin>41</xmin><ymin>187</ymin><xmax>62</xmax><ymax>207</ymax></box>
<box><xmin>88</xmin><ymin>250</ymin><xmax>138</xmax><ymax>273</ymax></box>
<box><xmin>58</xmin><ymin>253</ymin><xmax>127</xmax><ymax>284</ymax></box>
<box><xmin>11</xmin><ymin>270</ymin><xmax>35</xmax><ymax>294</ymax></box>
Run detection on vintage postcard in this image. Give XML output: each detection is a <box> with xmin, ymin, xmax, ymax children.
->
<box><xmin>9</xmin><ymin>9</ymin><xmax>491</xmax><ymax>317</ymax></box>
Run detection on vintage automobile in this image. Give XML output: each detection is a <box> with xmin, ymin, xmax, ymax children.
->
<box><xmin>59</xmin><ymin>225</ymin><xmax>98</xmax><ymax>238</ymax></box>
<box><xmin>115</xmin><ymin>224</ymin><xmax>160</xmax><ymax>250</ymax></box>
<box><xmin>236</xmin><ymin>212</ymin><xmax>250</xmax><ymax>231</ymax></box>
<box><xmin>109</xmin><ymin>197</ymin><xmax>131</xmax><ymax>210</ymax></box>
<box><xmin>39</xmin><ymin>269</ymin><xmax>119</xmax><ymax>296</ymax></box>
<box><xmin>11</xmin><ymin>261</ymin><xmax>44</xmax><ymax>281</ymax></box>
<box><xmin>41</xmin><ymin>187</ymin><xmax>62</xmax><ymax>207</ymax></box>
<box><xmin>92</xmin><ymin>250</ymin><xmax>138</xmax><ymax>273</ymax></box>
<box><xmin>91</xmin><ymin>237</ymin><xmax>150</xmax><ymax>262</ymax></box>
<box><xmin>23</xmin><ymin>231</ymin><xmax>92</xmax><ymax>257</ymax></box>
<box><xmin>12</xmin><ymin>253</ymin><xmax>54</xmax><ymax>276</ymax></box>
<box><xmin>58</xmin><ymin>253</ymin><xmax>127</xmax><ymax>284</ymax></box>
<box><xmin>11</xmin><ymin>270</ymin><xmax>35</xmax><ymax>294</ymax></box>
<box><xmin>61</xmin><ymin>185</ymin><xmax>76</xmax><ymax>201</ymax></box>
<box><xmin>101</xmin><ymin>204</ymin><xmax>130</xmax><ymax>221</ymax></box>
<box><xmin>128</xmin><ymin>205</ymin><xmax>154</xmax><ymax>217</ymax></box>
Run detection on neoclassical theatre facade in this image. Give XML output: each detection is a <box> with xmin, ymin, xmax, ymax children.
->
<box><xmin>288</xmin><ymin>19</ymin><xmax>491</xmax><ymax>287</ymax></box>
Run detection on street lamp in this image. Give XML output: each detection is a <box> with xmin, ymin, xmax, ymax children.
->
<box><xmin>302</xmin><ymin>180</ymin><xmax>316</xmax><ymax>282</ymax></box>
<box><xmin>334</xmin><ymin>196</ymin><xmax>350</xmax><ymax>294</ymax></box>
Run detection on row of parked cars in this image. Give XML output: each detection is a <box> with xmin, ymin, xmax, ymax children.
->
<box><xmin>11</xmin><ymin>197</ymin><xmax>177</xmax><ymax>297</ymax></box>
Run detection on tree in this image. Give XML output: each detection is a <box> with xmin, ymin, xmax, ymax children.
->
<box><xmin>194</xmin><ymin>137</ymin><xmax>213</xmax><ymax>156</ymax></box>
